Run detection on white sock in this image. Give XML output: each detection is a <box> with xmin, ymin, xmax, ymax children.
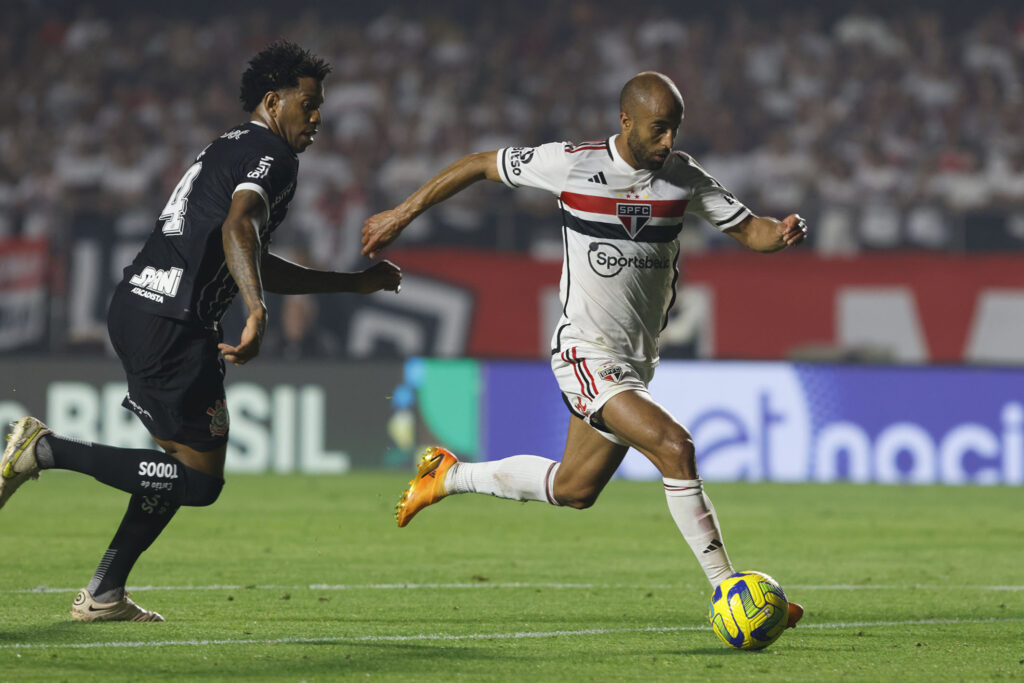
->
<box><xmin>663</xmin><ymin>477</ymin><xmax>734</xmax><ymax>588</ymax></box>
<box><xmin>445</xmin><ymin>455</ymin><xmax>561</xmax><ymax>505</ymax></box>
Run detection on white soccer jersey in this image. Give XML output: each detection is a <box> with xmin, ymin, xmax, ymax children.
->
<box><xmin>496</xmin><ymin>134</ymin><xmax>750</xmax><ymax>364</ymax></box>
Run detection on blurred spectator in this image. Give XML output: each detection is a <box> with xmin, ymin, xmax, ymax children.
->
<box><xmin>261</xmin><ymin>294</ymin><xmax>341</xmax><ymax>362</ymax></box>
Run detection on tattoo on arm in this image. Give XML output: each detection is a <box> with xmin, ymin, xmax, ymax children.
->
<box><xmin>222</xmin><ymin>190</ymin><xmax>268</xmax><ymax>314</ymax></box>
<box><xmin>224</xmin><ymin>221</ymin><xmax>264</xmax><ymax>312</ymax></box>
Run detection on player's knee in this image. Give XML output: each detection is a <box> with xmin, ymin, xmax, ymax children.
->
<box><xmin>562</xmin><ymin>496</ymin><xmax>597</xmax><ymax>510</ymax></box>
<box><xmin>555</xmin><ymin>485</ymin><xmax>601</xmax><ymax>510</ymax></box>
<box><xmin>181</xmin><ymin>467</ymin><xmax>225</xmax><ymax>507</ymax></box>
<box><xmin>654</xmin><ymin>426</ymin><xmax>697</xmax><ymax>478</ymax></box>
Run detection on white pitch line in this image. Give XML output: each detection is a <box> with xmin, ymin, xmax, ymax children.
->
<box><xmin>790</xmin><ymin>584</ymin><xmax>1024</xmax><ymax>591</ymax></box>
<box><xmin>5</xmin><ymin>582</ymin><xmax>1023</xmax><ymax>595</ymax></box>
<box><xmin>6</xmin><ymin>585</ymin><xmax>671</xmax><ymax>593</ymax></box>
<box><xmin>1</xmin><ymin>618</ymin><xmax>1022</xmax><ymax>651</ymax></box>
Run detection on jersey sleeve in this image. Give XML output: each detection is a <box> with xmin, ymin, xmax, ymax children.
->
<box><xmin>495</xmin><ymin>142</ymin><xmax>572</xmax><ymax>195</ymax></box>
<box><xmin>683</xmin><ymin>158</ymin><xmax>751</xmax><ymax>231</ymax></box>
<box><xmin>233</xmin><ymin>150</ymin><xmax>294</xmax><ymax>218</ymax></box>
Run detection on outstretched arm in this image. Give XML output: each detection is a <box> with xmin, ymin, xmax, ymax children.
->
<box><xmin>361</xmin><ymin>151</ymin><xmax>502</xmax><ymax>258</ymax></box>
<box><xmin>724</xmin><ymin>213</ymin><xmax>808</xmax><ymax>253</ymax></box>
<box><xmin>261</xmin><ymin>253</ymin><xmax>402</xmax><ymax>295</ymax></box>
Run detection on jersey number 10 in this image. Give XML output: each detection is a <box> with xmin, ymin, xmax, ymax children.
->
<box><xmin>159</xmin><ymin>162</ymin><xmax>203</xmax><ymax>236</ymax></box>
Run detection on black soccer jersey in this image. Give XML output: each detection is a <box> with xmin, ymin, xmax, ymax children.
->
<box><xmin>116</xmin><ymin>121</ymin><xmax>298</xmax><ymax>327</ymax></box>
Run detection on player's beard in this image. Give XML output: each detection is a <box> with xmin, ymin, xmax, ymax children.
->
<box><xmin>627</xmin><ymin>129</ymin><xmax>666</xmax><ymax>170</ymax></box>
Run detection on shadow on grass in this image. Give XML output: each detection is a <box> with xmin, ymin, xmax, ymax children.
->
<box><xmin>0</xmin><ymin>620</ymin><xmax>109</xmax><ymax>645</ymax></box>
<box><xmin>672</xmin><ymin>646</ymin><xmax>775</xmax><ymax>655</ymax></box>
<box><xmin>6</xmin><ymin>640</ymin><xmax>514</xmax><ymax>680</ymax></box>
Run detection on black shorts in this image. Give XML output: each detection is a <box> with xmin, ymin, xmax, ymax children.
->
<box><xmin>107</xmin><ymin>289</ymin><xmax>229</xmax><ymax>451</ymax></box>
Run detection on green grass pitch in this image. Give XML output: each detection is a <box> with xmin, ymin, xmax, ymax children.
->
<box><xmin>1</xmin><ymin>471</ymin><xmax>1022</xmax><ymax>681</ymax></box>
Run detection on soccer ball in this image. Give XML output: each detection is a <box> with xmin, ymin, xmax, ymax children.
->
<box><xmin>707</xmin><ymin>571</ymin><xmax>789</xmax><ymax>650</ymax></box>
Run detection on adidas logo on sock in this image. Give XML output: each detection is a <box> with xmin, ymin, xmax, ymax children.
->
<box><xmin>702</xmin><ymin>539</ymin><xmax>723</xmax><ymax>554</ymax></box>
<box><xmin>586</xmin><ymin>171</ymin><xmax>608</xmax><ymax>184</ymax></box>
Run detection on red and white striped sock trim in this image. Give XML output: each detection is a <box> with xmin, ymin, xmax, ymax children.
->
<box><xmin>662</xmin><ymin>477</ymin><xmax>702</xmax><ymax>496</ymax></box>
<box><xmin>545</xmin><ymin>462</ymin><xmax>561</xmax><ymax>506</ymax></box>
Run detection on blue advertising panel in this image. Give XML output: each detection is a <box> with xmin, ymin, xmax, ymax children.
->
<box><xmin>482</xmin><ymin>361</ymin><xmax>569</xmax><ymax>462</ymax></box>
<box><xmin>483</xmin><ymin>361</ymin><xmax>1024</xmax><ymax>486</ymax></box>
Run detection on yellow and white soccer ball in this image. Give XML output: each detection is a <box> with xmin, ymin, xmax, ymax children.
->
<box><xmin>707</xmin><ymin>570</ymin><xmax>789</xmax><ymax>650</ymax></box>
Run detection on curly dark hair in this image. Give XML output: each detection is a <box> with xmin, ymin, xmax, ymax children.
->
<box><xmin>239</xmin><ymin>40</ymin><xmax>332</xmax><ymax>113</ymax></box>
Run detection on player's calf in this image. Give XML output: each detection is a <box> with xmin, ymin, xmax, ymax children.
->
<box><xmin>34</xmin><ymin>432</ymin><xmax>224</xmax><ymax>506</ymax></box>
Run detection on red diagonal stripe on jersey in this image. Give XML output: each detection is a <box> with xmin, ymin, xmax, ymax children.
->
<box><xmin>561</xmin><ymin>191</ymin><xmax>689</xmax><ymax>217</ymax></box>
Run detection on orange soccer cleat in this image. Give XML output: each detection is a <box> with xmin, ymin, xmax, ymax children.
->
<box><xmin>786</xmin><ymin>601</ymin><xmax>804</xmax><ymax>628</ymax></box>
<box><xmin>395</xmin><ymin>446</ymin><xmax>458</xmax><ymax>528</ymax></box>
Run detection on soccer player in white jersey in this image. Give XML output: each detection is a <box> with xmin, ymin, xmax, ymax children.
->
<box><xmin>361</xmin><ymin>72</ymin><xmax>806</xmax><ymax>626</ymax></box>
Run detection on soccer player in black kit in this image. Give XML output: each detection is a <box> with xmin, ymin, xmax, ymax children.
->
<box><xmin>0</xmin><ymin>41</ymin><xmax>401</xmax><ymax>621</ymax></box>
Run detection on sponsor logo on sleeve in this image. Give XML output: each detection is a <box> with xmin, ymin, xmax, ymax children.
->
<box><xmin>247</xmin><ymin>155</ymin><xmax>274</xmax><ymax>179</ymax></box>
<box><xmin>506</xmin><ymin>147</ymin><xmax>535</xmax><ymax>176</ymax></box>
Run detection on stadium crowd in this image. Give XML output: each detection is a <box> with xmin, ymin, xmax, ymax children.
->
<box><xmin>1</xmin><ymin>1</ymin><xmax>1022</xmax><ymax>353</ymax></box>
<box><xmin>3</xmin><ymin>3</ymin><xmax>1024</xmax><ymax>254</ymax></box>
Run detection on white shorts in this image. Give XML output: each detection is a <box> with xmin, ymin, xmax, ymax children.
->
<box><xmin>551</xmin><ymin>344</ymin><xmax>655</xmax><ymax>445</ymax></box>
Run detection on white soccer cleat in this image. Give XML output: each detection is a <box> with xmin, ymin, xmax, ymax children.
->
<box><xmin>71</xmin><ymin>589</ymin><xmax>166</xmax><ymax>622</ymax></box>
<box><xmin>0</xmin><ymin>416</ymin><xmax>51</xmax><ymax>510</ymax></box>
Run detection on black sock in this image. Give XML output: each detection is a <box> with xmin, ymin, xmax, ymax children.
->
<box><xmin>39</xmin><ymin>434</ymin><xmax>224</xmax><ymax>507</ymax></box>
<box><xmin>87</xmin><ymin>493</ymin><xmax>179</xmax><ymax>601</ymax></box>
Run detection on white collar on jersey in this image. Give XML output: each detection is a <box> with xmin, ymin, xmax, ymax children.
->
<box><xmin>249</xmin><ymin>120</ymin><xmax>269</xmax><ymax>129</ymax></box>
<box><xmin>608</xmin><ymin>134</ymin><xmax>655</xmax><ymax>177</ymax></box>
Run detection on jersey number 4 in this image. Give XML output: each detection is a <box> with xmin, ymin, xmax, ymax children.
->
<box><xmin>159</xmin><ymin>162</ymin><xmax>202</xmax><ymax>236</ymax></box>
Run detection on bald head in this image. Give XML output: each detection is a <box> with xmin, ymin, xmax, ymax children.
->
<box><xmin>616</xmin><ymin>72</ymin><xmax>684</xmax><ymax>170</ymax></box>
<box><xmin>619</xmin><ymin>71</ymin><xmax>684</xmax><ymax>120</ymax></box>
